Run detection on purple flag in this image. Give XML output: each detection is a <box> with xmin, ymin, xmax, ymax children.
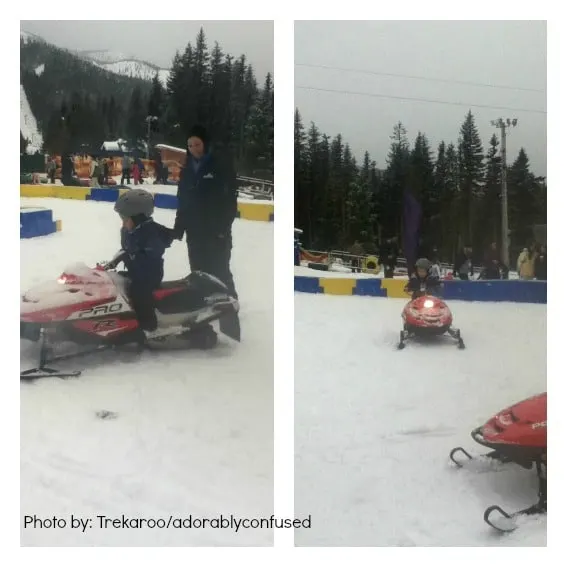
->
<box><xmin>403</xmin><ymin>189</ymin><xmax>422</xmax><ymax>274</ymax></box>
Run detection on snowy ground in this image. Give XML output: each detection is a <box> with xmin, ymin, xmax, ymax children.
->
<box><xmin>20</xmin><ymin>198</ymin><xmax>273</xmax><ymax>546</ymax></box>
<box><xmin>294</xmin><ymin>293</ymin><xmax>546</xmax><ymax>546</ymax></box>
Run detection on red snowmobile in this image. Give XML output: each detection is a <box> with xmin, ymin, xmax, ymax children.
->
<box><xmin>398</xmin><ymin>295</ymin><xmax>464</xmax><ymax>349</ymax></box>
<box><xmin>449</xmin><ymin>392</ymin><xmax>547</xmax><ymax>532</ymax></box>
<box><xmin>20</xmin><ymin>262</ymin><xmax>240</xmax><ymax>381</ymax></box>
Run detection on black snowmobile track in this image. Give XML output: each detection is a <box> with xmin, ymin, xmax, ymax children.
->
<box><xmin>450</xmin><ymin>445</ymin><xmax>547</xmax><ymax>532</ymax></box>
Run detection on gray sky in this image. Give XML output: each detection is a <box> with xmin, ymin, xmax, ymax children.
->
<box><xmin>22</xmin><ymin>20</ymin><xmax>274</xmax><ymax>80</ymax></box>
<box><xmin>295</xmin><ymin>21</ymin><xmax>547</xmax><ymax>176</ymax></box>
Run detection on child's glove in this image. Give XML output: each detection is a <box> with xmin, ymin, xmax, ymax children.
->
<box><xmin>104</xmin><ymin>250</ymin><xmax>127</xmax><ymax>270</ymax></box>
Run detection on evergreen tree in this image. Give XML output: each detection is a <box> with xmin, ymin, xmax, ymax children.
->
<box><xmin>294</xmin><ymin>108</ymin><xmax>544</xmax><ymax>264</ymax></box>
<box><xmin>207</xmin><ymin>43</ymin><xmax>232</xmax><ymax>148</ymax></box>
<box><xmin>127</xmin><ymin>86</ymin><xmax>147</xmax><ymax>146</ymax></box>
<box><xmin>457</xmin><ymin>110</ymin><xmax>485</xmax><ymax>243</ymax></box>
<box><xmin>507</xmin><ymin>148</ymin><xmax>540</xmax><ymax>250</ymax></box>
<box><xmin>294</xmin><ymin>109</ymin><xmax>308</xmax><ymax>239</ymax></box>
<box><xmin>21</xmin><ymin>30</ymin><xmax>273</xmax><ymax>177</ymax></box>
<box><xmin>147</xmin><ymin>74</ymin><xmax>166</xmax><ymax>144</ymax></box>
<box><xmin>381</xmin><ymin>122</ymin><xmax>410</xmax><ymax>238</ymax></box>
<box><xmin>360</xmin><ymin>151</ymin><xmax>372</xmax><ymax>186</ymax></box>
<box><xmin>409</xmin><ymin>132</ymin><xmax>436</xmax><ymax>247</ymax></box>
<box><xmin>481</xmin><ymin>133</ymin><xmax>502</xmax><ymax>248</ymax></box>
<box><xmin>244</xmin><ymin>73</ymin><xmax>274</xmax><ymax>173</ymax></box>
<box><xmin>21</xmin><ymin>132</ymin><xmax>30</xmax><ymax>154</ymax></box>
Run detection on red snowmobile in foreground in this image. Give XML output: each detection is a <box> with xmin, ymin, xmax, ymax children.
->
<box><xmin>449</xmin><ymin>392</ymin><xmax>547</xmax><ymax>532</ymax></box>
<box><xmin>398</xmin><ymin>295</ymin><xmax>464</xmax><ymax>349</ymax></box>
<box><xmin>20</xmin><ymin>262</ymin><xmax>240</xmax><ymax>381</ymax></box>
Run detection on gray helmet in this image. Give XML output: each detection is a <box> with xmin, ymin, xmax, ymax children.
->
<box><xmin>415</xmin><ymin>258</ymin><xmax>431</xmax><ymax>271</ymax></box>
<box><xmin>114</xmin><ymin>189</ymin><xmax>154</xmax><ymax>218</ymax></box>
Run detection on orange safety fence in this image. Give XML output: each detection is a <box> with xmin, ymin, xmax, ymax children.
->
<box><xmin>48</xmin><ymin>155</ymin><xmax>160</xmax><ymax>180</ymax></box>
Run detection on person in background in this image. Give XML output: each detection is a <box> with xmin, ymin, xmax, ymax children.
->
<box><xmin>453</xmin><ymin>244</ymin><xmax>474</xmax><ymax>280</ymax></box>
<box><xmin>103</xmin><ymin>158</ymin><xmax>110</xmax><ymax>185</ymax></box>
<box><xmin>121</xmin><ymin>154</ymin><xmax>132</xmax><ymax>185</ymax></box>
<box><xmin>349</xmin><ymin>240</ymin><xmax>364</xmax><ymax>273</ymax></box>
<box><xmin>429</xmin><ymin>247</ymin><xmax>442</xmax><ymax>280</ymax></box>
<box><xmin>172</xmin><ymin>124</ymin><xmax>238</xmax><ymax>299</ymax></box>
<box><xmin>90</xmin><ymin>156</ymin><xmax>100</xmax><ymax>188</ymax></box>
<box><xmin>46</xmin><ymin>157</ymin><xmax>57</xmax><ymax>184</ymax></box>
<box><xmin>517</xmin><ymin>244</ymin><xmax>536</xmax><ymax>280</ymax></box>
<box><xmin>534</xmin><ymin>244</ymin><xmax>547</xmax><ymax>280</ymax></box>
<box><xmin>483</xmin><ymin>242</ymin><xmax>502</xmax><ymax>279</ymax></box>
<box><xmin>379</xmin><ymin>237</ymin><xmax>399</xmax><ymax>278</ymax></box>
<box><xmin>136</xmin><ymin>156</ymin><xmax>145</xmax><ymax>184</ymax></box>
<box><xmin>132</xmin><ymin>160</ymin><xmax>141</xmax><ymax>185</ymax></box>
<box><xmin>154</xmin><ymin>154</ymin><xmax>166</xmax><ymax>184</ymax></box>
<box><xmin>98</xmin><ymin>158</ymin><xmax>106</xmax><ymax>186</ymax></box>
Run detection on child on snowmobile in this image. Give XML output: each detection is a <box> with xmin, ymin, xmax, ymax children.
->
<box><xmin>106</xmin><ymin>189</ymin><xmax>174</xmax><ymax>339</ymax></box>
<box><xmin>405</xmin><ymin>258</ymin><xmax>441</xmax><ymax>299</ymax></box>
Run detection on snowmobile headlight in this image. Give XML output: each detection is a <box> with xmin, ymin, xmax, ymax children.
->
<box><xmin>423</xmin><ymin>299</ymin><xmax>434</xmax><ymax>308</ymax></box>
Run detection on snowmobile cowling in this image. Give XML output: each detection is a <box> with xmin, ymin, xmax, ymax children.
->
<box><xmin>474</xmin><ymin>393</ymin><xmax>547</xmax><ymax>461</ymax></box>
<box><xmin>20</xmin><ymin>262</ymin><xmax>241</xmax><ymax>380</ymax></box>
<box><xmin>402</xmin><ymin>295</ymin><xmax>452</xmax><ymax>332</ymax></box>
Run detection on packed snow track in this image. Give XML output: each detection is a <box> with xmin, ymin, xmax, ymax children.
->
<box><xmin>21</xmin><ymin>198</ymin><xmax>273</xmax><ymax>546</ymax></box>
<box><xmin>295</xmin><ymin>292</ymin><xmax>546</xmax><ymax>546</ymax></box>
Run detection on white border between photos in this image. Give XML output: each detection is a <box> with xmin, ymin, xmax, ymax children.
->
<box><xmin>273</xmin><ymin>17</ymin><xmax>295</xmax><ymax>549</ymax></box>
<box><xmin>5</xmin><ymin>4</ymin><xmax>562</xmax><ymax>567</ymax></box>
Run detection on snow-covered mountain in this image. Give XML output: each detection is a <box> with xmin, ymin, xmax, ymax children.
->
<box><xmin>20</xmin><ymin>84</ymin><xmax>43</xmax><ymax>153</ymax></box>
<box><xmin>21</xmin><ymin>30</ymin><xmax>170</xmax><ymax>86</ymax></box>
<box><xmin>20</xmin><ymin>30</ymin><xmax>44</xmax><ymax>45</ymax></box>
<box><xmin>20</xmin><ymin>29</ymin><xmax>170</xmax><ymax>153</ymax></box>
<box><xmin>91</xmin><ymin>59</ymin><xmax>170</xmax><ymax>86</ymax></box>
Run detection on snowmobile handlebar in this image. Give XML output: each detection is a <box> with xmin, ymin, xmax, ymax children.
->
<box><xmin>97</xmin><ymin>250</ymin><xmax>127</xmax><ymax>271</ymax></box>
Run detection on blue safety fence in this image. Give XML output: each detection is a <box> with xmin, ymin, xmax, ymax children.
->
<box><xmin>294</xmin><ymin>275</ymin><xmax>547</xmax><ymax>304</ymax></box>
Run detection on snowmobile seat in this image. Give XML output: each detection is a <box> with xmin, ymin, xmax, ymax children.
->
<box><xmin>152</xmin><ymin>272</ymin><xmax>230</xmax><ymax>315</ymax></box>
<box><xmin>158</xmin><ymin>279</ymin><xmax>189</xmax><ymax>290</ymax></box>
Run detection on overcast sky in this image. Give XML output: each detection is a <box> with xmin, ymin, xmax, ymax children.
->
<box><xmin>295</xmin><ymin>21</ymin><xmax>547</xmax><ymax>176</ymax></box>
<box><xmin>21</xmin><ymin>20</ymin><xmax>274</xmax><ymax>80</ymax></box>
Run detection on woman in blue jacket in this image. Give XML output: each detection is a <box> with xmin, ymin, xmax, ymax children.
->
<box><xmin>172</xmin><ymin>125</ymin><xmax>238</xmax><ymax>299</ymax></box>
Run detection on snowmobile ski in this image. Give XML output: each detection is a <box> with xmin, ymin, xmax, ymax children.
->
<box><xmin>448</xmin><ymin>327</ymin><xmax>465</xmax><ymax>349</ymax></box>
<box><xmin>484</xmin><ymin>500</ymin><xmax>546</xmax><ymax>533</ymax></box>
<box><xmin>449</xmin><ymin>446</ymin><xmax>515</xmax><ymax>469</ymax></box>
<box><xmin>449</xmin><ymin>446</ymin><xmax>474</xmax><ymax>467</ymax></box>
<box><xmin>397</xmin><ymin>330</ymin><xmax>407</xmax><ymax>350</ymax></box>
<box><xmin>484</xmin><ymin>459</ymin><xmax>546</xmax><ymax>533</ymax></box>
<box><xmin>484</xmin><ymin>505</ymin><xmax>518</xmax><ymax>532</ymax></box>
